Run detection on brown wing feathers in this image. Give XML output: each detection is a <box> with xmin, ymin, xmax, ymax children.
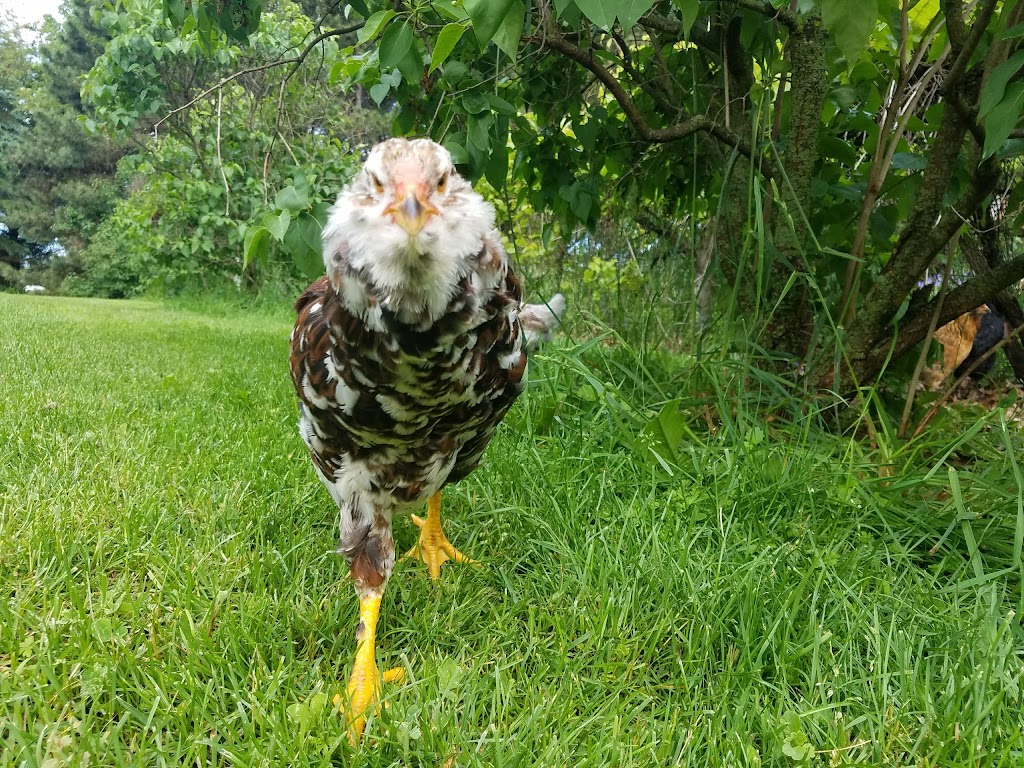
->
<box><xmin>290</xmin><ymin>254</ymin><xmax>525</xmax><ymax>505</ymax></box>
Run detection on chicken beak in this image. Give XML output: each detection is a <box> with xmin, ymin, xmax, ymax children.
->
<box><xmin>385</xmin><ymin>190</ymin><xmax>438</xmax><ymax>235</ymax></box>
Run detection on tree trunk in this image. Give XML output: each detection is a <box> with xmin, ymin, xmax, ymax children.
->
<box><xmin>762</xmin><ymin>14</ymin><xmax>826</xmax><ymax>359</ymax></box>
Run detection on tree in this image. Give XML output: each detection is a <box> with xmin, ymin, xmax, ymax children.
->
<box><xmin>73</xmin><ymin>0</ymin><xmax>388</xmax><ymax>295</ymax></box>
<box><xmin>0</xmin><ymin>10</ymin><xmax>32</xmax><ymax>154</ymax></box>
<box><xmin>0</xmin><ymin>0</ymin><xmax>125</xmax><ymax>252</ymax></box>
<box><xmin>94</xmin><ymin>0</ymin><xmax>1024</xmax><ymax>390</ymax></box>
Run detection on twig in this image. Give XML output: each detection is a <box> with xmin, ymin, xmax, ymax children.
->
<box><xmin>262</xmin><ymin>76</ymin><xmax>290</xmax><ymax>194</ymax></box>
<box><xmin>277</xmin><ymin>131</ymin><xmax>300</xmax><ymax>165</ymax></box>
<box><xmin>216</xmin><ymin>88</ymin><xmax>230</xmax><ymax>216</ymax></box>
<box><xmin>839</xmin><ymin>5</ymin><xmax>948</xmax><ymax>326</ymax></box>
<box><xmin>611</xmin><ymin>27</ymin><xmax>678</xmax><ymax>119</ymax></box>
<box><xmin>899</xmin><ymin>230</ymin><xmax>959</xmax><ymax>437</ymax></box>
<box><xmin>153</xmin><ymin>20</ymin><xmax>364</xmax><ymax>134</ymax></box>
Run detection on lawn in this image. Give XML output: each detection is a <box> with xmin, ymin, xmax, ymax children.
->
<box><xmin>1</xmin><ymin>293</ymin><xmax>1022</xmax><ymax>767</ymax></box>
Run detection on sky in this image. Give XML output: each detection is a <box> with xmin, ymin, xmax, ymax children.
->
<box><xmin>0</xmin><ymin>0</ymin><xmax>64</xmax><ymax>28</ymax></box>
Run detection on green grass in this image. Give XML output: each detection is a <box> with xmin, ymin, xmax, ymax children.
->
<box><xmin>1</xmin><ymin>293</ymin><xmax>1022</xmax><ymax>767</ymax></box>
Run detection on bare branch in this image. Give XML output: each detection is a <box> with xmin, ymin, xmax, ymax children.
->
<box><xmin>154</xmin><ymin>20</ymin><xmax>364</xmax><ymax>133</ymax></box>
<box><xmin>215</xmin><ymin>88</ymin><xmax>229</xmax><ymax>216</ymax></box>
<box><xmin>609</xmin><ymin>28</ymin><xmax>679</xmax><ymax>119</ymax></box>
<box><xmin>942</xmin><ymin>0</ymin><xmax>966</xmax><ymax>50</ymax></box>
<box><xmin>899</xmin><ymin>230</ymin><xmax>958</xmax><ymax>437</ymax></box>
<box><xmin>529</xmin><ymin>18</ymin><xmax>774</xmax><ymax>176</ymax></box>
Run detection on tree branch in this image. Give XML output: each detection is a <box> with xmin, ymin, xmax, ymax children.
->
<box><xmin>530</xmin><ymin>19</ymin><xmax>774</xmax><ymax>176</ymax></box>
<box><xmin>720</xmin><ymin>0</ymin><xmax>800</xmax><ymax>31</ymax></box>
<box><xmin>153</xmin><ymin>21</ymin><xmax>364</xmax><ymax>134</ymax></box>
<box><xmin>942</xmin><ymin>0</ymin><xmax>967</xmax><ymax>51</ymax></box>
<box><xmin>945</xmin><ymin>0</ymin><xmax>998</xmax><ymax>93</ymax></box>
<box><xmin>610</xmin><ymin>28</ymin><xmax>679</xmax><ymax>119</ymax></box>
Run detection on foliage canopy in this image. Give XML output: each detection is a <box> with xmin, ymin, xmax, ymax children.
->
<box><xmin>87</xmin><ymin>0</ymin><xmax>1023</xmax><ymax>388</ymax></box>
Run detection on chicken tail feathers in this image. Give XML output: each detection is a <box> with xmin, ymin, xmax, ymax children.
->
<box><xmin>521</xmin><ymin>293</ymin><xmax>566</xmax><ymax>351</ymax></box>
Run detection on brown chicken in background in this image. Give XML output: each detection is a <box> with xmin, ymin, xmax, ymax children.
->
<box><xmin>927</xmin><ymin>304</ymin><xmax>1008</xmax><ymax>388</ymax></box>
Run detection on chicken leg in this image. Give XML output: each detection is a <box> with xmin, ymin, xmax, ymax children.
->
<box><xmin>404</xmin><ymin>491</ymin><xmax>478</xmax><ymax>579</ymax></box>
<box><xmin>335</xmin><ymin>595</ymin><xmax>404</xmax><ymax>743</ymax></box>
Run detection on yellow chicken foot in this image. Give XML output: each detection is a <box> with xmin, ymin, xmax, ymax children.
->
<box><xmin>403</xmin><ymin>491</ymin><xmax>478</xmax><ymax>579</ymax></box>
<box><xmin>334</xmin><ymin>595</ymin><xmax>405</xmax><ymax>744</ymax></box>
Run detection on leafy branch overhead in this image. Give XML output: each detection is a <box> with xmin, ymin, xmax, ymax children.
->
<box><xmin>82</xmin><ymin>0</ymin><xmax>1024</xmax><ymax>390</ymax></box>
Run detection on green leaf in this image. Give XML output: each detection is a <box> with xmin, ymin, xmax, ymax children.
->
<box><xmin>396</xmin><ymin>46</ymin><xmax>423</xmax><ymax>85</ymax></box>
<box><xmin>492</xmin><ymin>1</ymin><xmax>525</xmax><ymax>59</ymax></box>
<box><xmin>485</xmin><ymin>93</ymin><xmax>517</xmax><ymax>115</ymax></box>
<box><xmin>310</xmin><ymin>202</ymin><xmax>333</xmax><ymax>228</ymax></box>
<box><xmin>297</xmin><ymin>212</ymin><xmax>323</xmax><ymax>254</ymax></box>
<box><xmin>575</xmin><ymin>0</ymin><xmax>656</xmax><ymax>30</ymax></box>
<box><xmin>570</xmin><ymin>188</ymin><xmax>592</xmax><ymax>222</ymax></box>
<box><xmin>243</xmin><ymin>226</ymin><xmax>270</xmax><ymax>269</ymax></box>
<box><xmin>433</xmin><ymin>0</ymin><xmax>469</xmax><ymax>22</ymax></box>
<box><xmin>369</xmin><ymin>82</ymin><xmax>391</xmax><ymax>104</ymax></box>
<box><xmin>555</xmin><ymin>0</ymin><xmax>582</xmax><ymax>25</ymax></box>
<box><xmin>631</xmin><ymin>399</ymin><xmax>685</xmax><ymax>470</ymax></box>
<box><xmin>575</xmin><ymin>119</ymin><xmax>598</xmax><ymax>151</ymax></box>
<box><xmin>263</xmin><ymin>210</ymin><xmax>290</xmax><ymax>241</ymax></box>
<box><xmin>462</xmin><ymin>92</ymin><xmax>490</xmax><ymax>114</ymax></box>
<box><xmin>889</xmin><ymin>152</ymin><xmax>927</xmax><ymax>171</ymax></box>
<box><xmin>983</xmin><ymin>81</ymin><xmax>1024</xmax><ymax>158</ymax></box>
<box><xmin>430</xmin><ymin>24</ymin><xmax>468</xmax><ymax>73</ymax></box>
<box><xmin>443</xmin><ymin>135</ymin><xmax>470</xmax><ymax>164</ymax></box>
<box><xmin>468</xmin><ymin>113</ymin><xmax>493</xmax><ymax>152</ymax></box>
<box><xmin>357</xmin><ymin>10</ymin><xmax>395</xmax><ymax>44</ymax></box>
<box><xmin>286</xmin><ymin>692</ymin><xmax>329</xmax><ymax>736</ymax></box>
<box><xmin>441</xmin><ymin>61</ymin><xmax>468</xmax><ymax>85</ymax></box>
<box><xmin>822</xmin><ymin>0</ymin><xmax>877</xmax><ymax>64</ymax></box>
<box><xmin>617</xmin><ymin>0</ymin><xmax>658</xmax><ymax>30</ymax></box>
<box><xmin>93</xmin><ymin>617</ymin><xmax>113</xmax><ymax>643</ymax></box>
<box><xmin>997</xmin><ymin>137</ymin><xmax>1024</xmax><ymax>160</ymax></box>
<box><xmin>979</xmin><ymin>49</ymin><xmax>1024</xmax><ymax>119</ymax></box>
<box><xmin>465</xmin><ymin>0</ymin><xmax>515</xmax><ymax>46</ymax></box>
<box><xmin>379</xmin><ymin>21</ymin><xmax>414</xmax><ymax>70</ymax></box>
<box><xmin>284</xmin><ymin>213</ymin><xmax>324</xmax><ymax>279</ymax></box>
<box><xmin>574</xmin><ymin>0</ymin><xmax>615</xmax><ymax>28</ymax></box>
<box><xmin>485</xmin><ymin>145</ymin><xmax>509</xmax><ymax>188</ymax></box>
<box><xmin>275</xmin><ymin>185</ymin><xmax>310</xmax><ymax>213</ymax></box>
<box><xmin>672</xmin><ymin>0</ymin><xmax>700</xmax><ymax>37</ymax></box>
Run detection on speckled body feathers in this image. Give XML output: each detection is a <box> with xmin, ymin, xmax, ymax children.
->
<box><xmin>288</xmin><ymin>139</ymin><xmax>526</xmax><ymax>597</ymax></box>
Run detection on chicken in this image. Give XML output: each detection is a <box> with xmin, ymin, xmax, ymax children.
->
<box><xmin>953</xmin><ymin>306</ymin><xmax>1006</xmax><ymax>379</ymax></box>
<box><xmin>930</xmin><ymin>304</ymin><xmax>1008</xmax><ymax>387</ymax></box>
<box><xmin>288</xmin><ymin>138</ymin><xmax>527</xmax><ymax>741</ymax></box>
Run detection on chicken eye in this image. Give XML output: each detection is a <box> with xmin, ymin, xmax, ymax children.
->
<box><xmin>436</xmin><ymin>173</ymin><xmax>449</xmax><ymax>194</ymax></box>
<box><xmin>370</xmin><ymin>174</ymin><xmax>384</xmax><ymax>194</ymax></box>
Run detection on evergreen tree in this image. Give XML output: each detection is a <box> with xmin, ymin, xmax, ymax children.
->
<box><xmin>0</xmin><ymin>0</ymin><xmax>126</xmax><ymax>251</ymax></box>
